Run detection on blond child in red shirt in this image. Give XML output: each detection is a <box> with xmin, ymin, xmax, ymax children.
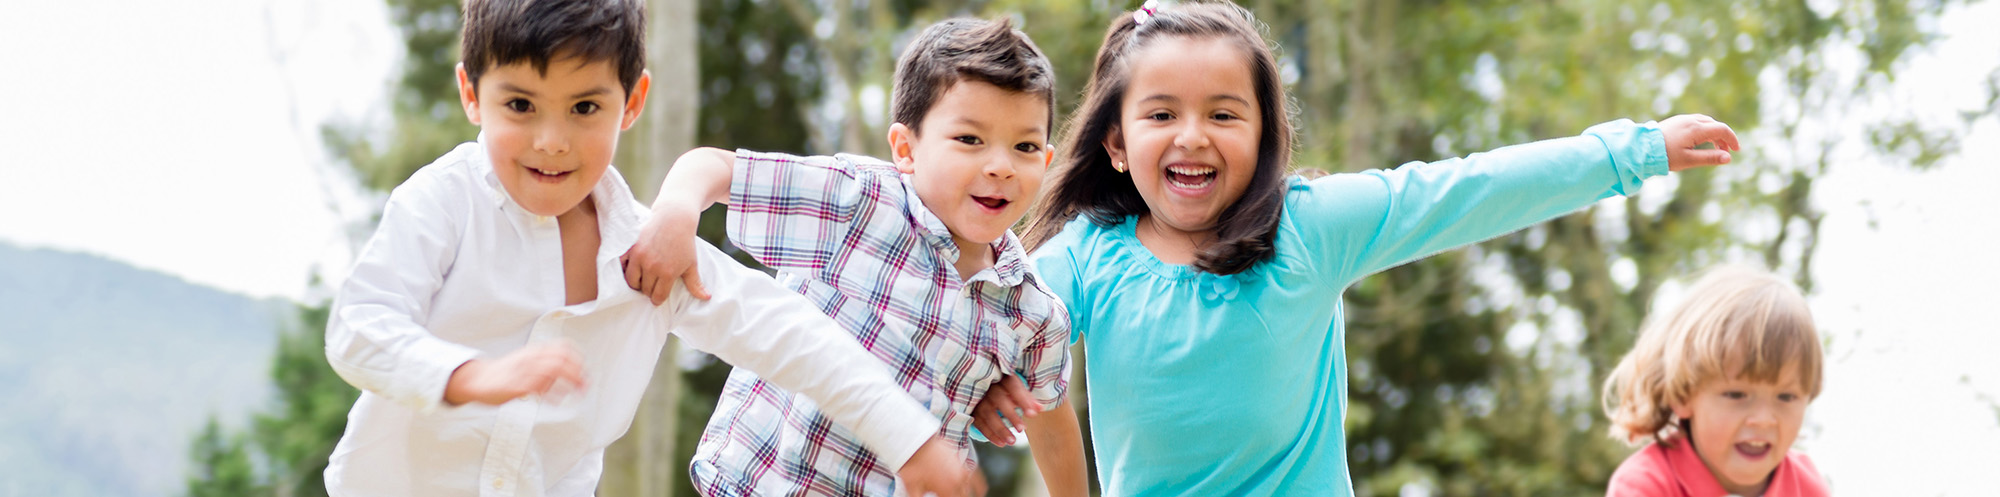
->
<box><xmin>1602</xmin><ymin>266</ymin><xmax>1830</xmax><ymax>497</ymax></box>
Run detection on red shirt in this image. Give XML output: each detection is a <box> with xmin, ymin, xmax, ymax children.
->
<box><xmin>1607</xmin><ymin>439</ymin><xmax>1829</xmax><ymax>497</ymax></box>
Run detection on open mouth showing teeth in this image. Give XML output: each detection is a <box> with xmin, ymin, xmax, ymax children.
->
<box><xmin>1735</xmin><ymin>441</ymin><xmax>1771</xmax><ymax>457</ymax></box>
<box><xmin>1166</xmin><ymin>164</ymin><xmax>1217</xmax><ymax>190</ymax></box>
<box><xmin>973</xmin><ymin>196</ymin><xmax>1009</xmax><ymax>209</ymax></box>
<box><xmin>529</xmin><ymin>167</ymin><xmax>568</xmax><ymax>177</ymax></box>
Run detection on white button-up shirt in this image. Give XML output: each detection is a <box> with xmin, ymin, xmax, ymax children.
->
<box><xmin>323</xmin><ymin>140</ymin><xmax>938</xmax><ymax>497</ymax></box>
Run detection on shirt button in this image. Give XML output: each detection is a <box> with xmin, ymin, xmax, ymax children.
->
<box><xmin>492</xmin><ymin>478</ymin><xmax>504</xmax><ymax>490</ymax></box>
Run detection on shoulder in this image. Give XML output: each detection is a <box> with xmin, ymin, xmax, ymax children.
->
<box><xmin>1034</xmin><ymin>215</ymin><xmax>1115</xmax><ymax>256</ymax></box>
<box><xmin>734</xmin><ymin>149</ymin><xmax>909</xmax><ymax>209</ymax></box>
<box><xmin>1777</xmin><ymin>450</ymin><xmax>1831</xmax><ymax>496</ymax></box>
<box><xmin>396</xmin><ymin>142</ymin><xmax>484</xmax><ymax>194</ymax></box>
<box><xmin>1281</xmin><ymin>171</ymin><xmax>1397</xmax><ymax>213</ymax></box>
<box><xmin>382</xmin><ymin>141</ymin><xmax>488</xmax><ymax>221</ymax></box>
<box><xmin>1606</xmin><ymin>444</ymin><xmax>1678</xmax><ymax>497</ymax></box>
<box><xmin>736</xmin><ymin>149</ymin><xmax>902</xmax><ymax>183</ymax></box>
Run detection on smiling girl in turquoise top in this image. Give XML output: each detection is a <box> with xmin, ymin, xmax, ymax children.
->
<box><xmin>965</xmin><ymin>1</ymin><xmax>1744</xmax><ymax>495</ymax></box>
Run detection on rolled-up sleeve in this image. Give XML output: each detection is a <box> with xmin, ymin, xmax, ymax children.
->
<box><xmin>324</xmin><ymin>175</ymin><xmax>481</xmax><ymax>413</ymax></box>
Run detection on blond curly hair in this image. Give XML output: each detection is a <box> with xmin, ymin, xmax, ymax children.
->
<box><xmin>1601</xmin><ymin>265</ymin><xmax>1822</xmax><ymax>446</ymax></box>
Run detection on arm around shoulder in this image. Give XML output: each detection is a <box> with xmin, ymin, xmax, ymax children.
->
<box><xmin>663</xmin><ymin>239</ymin><xmax>939</xmax><ymax>470</ymax></box>
<box><xmin>650</xmin><ymin>147</ymin><xmax>737</xmax><ymax>212</ymax></box>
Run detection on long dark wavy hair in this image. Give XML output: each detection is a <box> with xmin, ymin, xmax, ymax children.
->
<box><xmin>1021</xmin><ymin>1</ymin><xmax>1295</xmax><ymax>275</ymax></box>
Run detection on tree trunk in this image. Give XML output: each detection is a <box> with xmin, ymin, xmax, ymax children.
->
<box><xmin>601</xmin><ymin>0</ymin><xmax>697</xmax><ymax>495</ymax></box>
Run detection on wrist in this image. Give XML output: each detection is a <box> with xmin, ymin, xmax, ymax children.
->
<box><xmin>443</xmin><ymin>359</ymin><xmax>485</xmax><ymax>405</ymax></box>
<box><xmin>650</xmin><ymin>194</ymin><xmax>710</xmax><ymax>219</ymax></box>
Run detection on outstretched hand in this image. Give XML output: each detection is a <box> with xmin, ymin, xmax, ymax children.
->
<box><xmin>1660</xmin><ymin>114</ymin><xmax>1741</xmax><ymax>171</ymax></box>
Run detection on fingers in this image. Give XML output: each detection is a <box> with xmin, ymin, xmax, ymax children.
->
<box><xmin>1685</xmin><ymin>149</ymin><xmax>1734</xmax><ymax>167</ymax></box>
<box><xmin>531</xmin><ymin>342</ymin><xmax>588</xmax><ymax>393</ymax></box>
<box><xmin>621</xmin><ymin>252</ymin><xmax>645</xmax><ymax>292</ymax></box>
<box><xmin>971</xmin><ymin>408</ymin><xmax>1013</xmax><ymax>447</ymax></box>
<box><xmin>994</xmin><ymin>398</ymin><xmax>1028</xmax><ymax>436</ymax></box>
<box><xmin>1002</xmin><ymin>375</ymin><xmax>1039</xmax><ymax>416</ymax></box>
<box><xmin>681</xmin><ymin>269</ymin><xmax>711</xmax><ymax>301</ymax></box>
<box><xmin>1698</xmin><ymin>120</ymin><xmax>1740</xmax><ymax>152</ymax></box>
<box><xmin>970</xmin><ymin>410</ymin><xmax>999</xmax><ymax>444</ymax></box>
<box><xmin>645</xmin><ymin>269</ymin><xmax>670</xmax><ymax>306</ymax></box>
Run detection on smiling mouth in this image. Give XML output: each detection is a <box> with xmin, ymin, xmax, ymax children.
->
<box><xmin>1734</xmin><ymin>441</ymin><xmax>1772</xmax><ymax>458</ymax></box>
<box><xmin>972</xmin><ymin>196</ymin><xmax>1010</xmax><ymax>210</ymax></box>
<box><xmin>525</xmin><ymin>165</ymin><xmax>571</xmax><ymax>180</ymax></box>
<box><xmin>1166</xmin><ymin>164</ymin><xmax>1217</xmax><ymax>190</ymax></box>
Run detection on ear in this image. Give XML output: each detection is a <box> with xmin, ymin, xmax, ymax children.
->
<box><xmin>887</xmin><ymin>122</ymin><xmax>918</xmax><ymax>174</ymax></box>
<box><xmin>1043</xmin><ymin>143</ymin><xmax>1055</xmax><ymax>167</ymax></box>
<box><xmin>1101</xmin><ymin>124</ymin><xmax>1127</xmax><ymax>170</ymax></box>
<box><xmin>1670</xmin><ymin>401</ymin><xmax>1692</xmax><ymax>422</ymax></box>
<box><xmin>619</xmin><ymin>70</ymin><xmax>652</xmax><ymax>131</ymax></box>
<box><xmin>456</xmin><ymin>63</ymin><xmax>481</xmax><ymax>125</ymax></box>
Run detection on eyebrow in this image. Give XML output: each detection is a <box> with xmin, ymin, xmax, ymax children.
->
<box><xmin>495</xmin><ymin>82</ymin><xmax>614</xmax><ymax>100</ymax></box>
<box><xmin>951</xmin><ymin>116</ymin><xmax>1045</xmax><ymax>137</ymax></box>
<box><xmin>1137</xmin><ymin>94</ymin><xmax>1254</xmax><ymax>106</ymax></box>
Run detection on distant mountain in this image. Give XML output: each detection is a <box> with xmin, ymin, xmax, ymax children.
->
<box><xmin>0</xmin><ymin>242</ymin><xmax>287</xmax><ymax>497</ymax></box>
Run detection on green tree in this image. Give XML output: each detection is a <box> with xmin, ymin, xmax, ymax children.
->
<box><xmin>182</xmin><ymin>304</ymin><xmax>357</xmax><ymax>497</ymax></box>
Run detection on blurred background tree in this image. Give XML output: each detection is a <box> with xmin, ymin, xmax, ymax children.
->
<box><xmin>183</xmin><ymin>0</ymin><xmax>1989</xmax><ymax>496</ymax></box>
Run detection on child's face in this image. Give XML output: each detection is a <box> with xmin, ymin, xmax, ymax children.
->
<box><xmin>456</xmin><ymin>58</ymin><xmax>648</xmax><ymax>217</ymax></box>
<box><xmin>1674</xmin><ymin>367</ymin><xmax>1809</xmax><ymax>495</ymax></box>
<box><xmin>1105</xmin><ymin>35</ymin><xmax>1262</xmax><ymax>238</ymax></box>
<box><xmin>890</xmin><ymin>80</ymin><xmax>1051</xmax><ymax>249</ymax></box>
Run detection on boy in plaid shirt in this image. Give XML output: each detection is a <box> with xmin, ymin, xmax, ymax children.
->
<box><xmin>620</xmin><ymin>18</ymin><xmax>1086</xmax><ymax>496</ymax></box>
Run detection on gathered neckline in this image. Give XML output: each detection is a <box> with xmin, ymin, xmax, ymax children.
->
<box><xmin>1103</xmin><ymin>216</ymin><xmax>1206</xmax><ymax>280</ymax></box>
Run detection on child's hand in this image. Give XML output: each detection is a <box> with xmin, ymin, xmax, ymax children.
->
<box><xmin>621</xmin><ymin>200</ymin><xmax>709</xmax><ymax>305</ymax></box>
<box><xmin>443</xmin><ymin>341</ymin><xmax>588</xmax><ymax>406</ymax></box>
<box><xmin>898</xmin><ymin>435</ymin><xmax>979</xmax><ymax>497</ymax></box>
<box><xmin>1659</xmin><ymin>114</ymin><xmax>1742</xmax><ymax>171</ymax></box>
<box><xmin>970</xmin><ymin>374</ymin><xmax>1041</xmax><ymax>447</ymax></box>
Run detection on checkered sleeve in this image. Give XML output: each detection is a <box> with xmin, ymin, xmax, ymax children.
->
<box><xmin>1016</xmin><ymin>278</ymin><xmax>1074</xmax><ymax>410</ymax></box>
<box><xmin>726</xmin><ymin>150</ymin><xmax>893</xmax><ymax>271</ymax></box>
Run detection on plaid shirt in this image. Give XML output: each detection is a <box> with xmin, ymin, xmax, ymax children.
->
<box><xmin>690</xmin><ymin>150</ymin><xmax>1072</xmax><ymax>496</ymax></box>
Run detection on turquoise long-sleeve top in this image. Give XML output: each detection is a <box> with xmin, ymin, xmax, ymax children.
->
<box><xmin>1030</xmin><ymin>120</ymin><xmax>1668</xmax><ymax>496</ymax></box>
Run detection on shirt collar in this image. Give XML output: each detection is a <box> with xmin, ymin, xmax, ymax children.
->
<box><xmin>1663</xmin><ymin>438</ymin><xmax>1733</xmax><ymax>496</ymax></box>
<box><xmin>896</xmin><ymin>173</ymin><xmax>1032</xmax><ymax>288</ymax></box>
<box><xmin>469</xmin><ymin>133</ymin><xmax>643</xmax><ymax>236</ymax></box>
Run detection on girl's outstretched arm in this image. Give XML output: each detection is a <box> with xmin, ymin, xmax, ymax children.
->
<box><xmin>1294</xmin><ymin>115</ymin><xmax>1738</xmax><ymax>284</ymax></box>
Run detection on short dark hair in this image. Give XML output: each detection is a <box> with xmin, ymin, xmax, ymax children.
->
<box><xmin>461</xmin><ymin>0</ymin><xmax>647</xmax><ymax>96</ymax></box>
<box><xmin>890</xmin><ymin>18</ymin><xmax>1057</xmax><ymax>135</ymax></box>
<box><xmin>1024</xmin><ymin>1</ymin><xmax>1295</xmax><ymax>276</ymax></box>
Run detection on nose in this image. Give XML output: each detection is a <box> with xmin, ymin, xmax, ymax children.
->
<box><xmin>533</xmin><ymin>121</ymin><xmax>570</xmax><ymax>156</ymax></box>
<box><xmin>983</xmin><ymin>151</ymin><xmax>1015</xmax><ymax>180</ymax></box>
<box><xmin>1746</xmin><ymin>403</ymin><xmax>1779</xmax><ymax>429</ymax></box>
<box><xmin>1173</xmin><ymin>119</ymin><xmax>1211</xmax><ymax>151</ymax></box>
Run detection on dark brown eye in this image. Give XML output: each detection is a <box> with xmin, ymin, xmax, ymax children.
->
<box><xmin>505</xmin><ymin>99</ymin><xmax>532</xmax><ymax>113</ymax></box>
<box><xmin>572</xmin><ymin>102</ymin><xmax>600</xmax><ymax>115</ymax></box>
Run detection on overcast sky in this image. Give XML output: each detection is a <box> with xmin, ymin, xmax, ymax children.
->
<box><xmin>0</xmin><ymin>0</ymin><xmax>1995</xmax><ymax>494</ymax></box>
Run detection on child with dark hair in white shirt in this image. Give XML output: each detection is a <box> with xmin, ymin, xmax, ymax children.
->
<box><xmin>320</xmin><ymin>1</ymin><xmax>968</xmax><ymax>496</ymax></box>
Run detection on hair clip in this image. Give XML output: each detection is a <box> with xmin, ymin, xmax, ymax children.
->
<box><xmin>1134</xmin><ymin>0</ymin><xmax>1160</xmax><ymax>24</ymax></box>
